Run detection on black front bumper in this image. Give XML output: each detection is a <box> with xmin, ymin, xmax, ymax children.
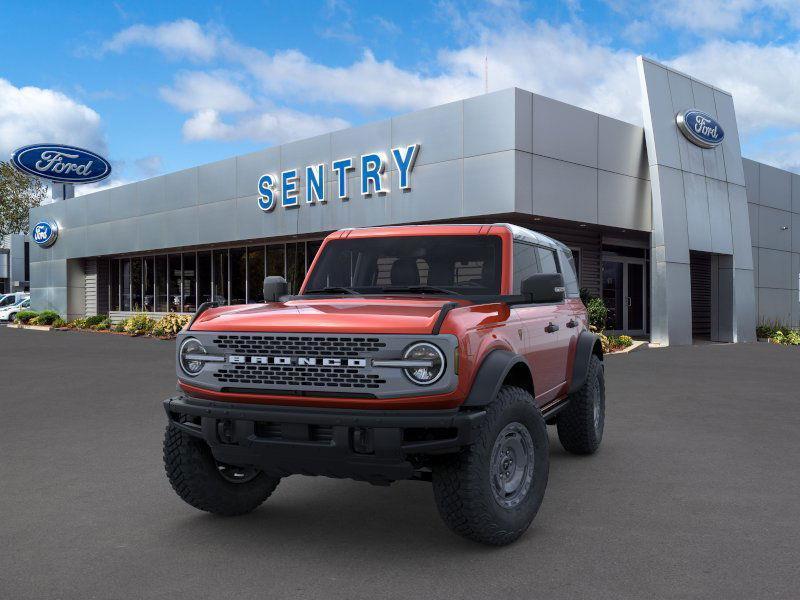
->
<box><xmin>164</xmin><ymin>396</ymin><xmax>486</xmax><ymax>483</ymax></box>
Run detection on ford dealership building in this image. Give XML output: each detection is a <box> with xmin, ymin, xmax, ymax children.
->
<box><xmin>25</xmin><ymin>57</ymin><xmax>800</xmax><ymax>345</ymax></box>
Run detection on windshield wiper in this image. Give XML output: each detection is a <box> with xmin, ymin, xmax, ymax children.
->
<box><xmin>380</xmin><ymin>285</ymin><xmax>459</xmax><ymax>296</ymax></box>
<box><xmin>304</xmin><ymin>286</ymin><xmax>360</xmax><ymax>295</ymax></box>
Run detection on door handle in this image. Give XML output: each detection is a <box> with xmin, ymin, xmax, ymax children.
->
<box><xmin>566</xmin><ymin>319</ymin><xmax>578</xmax><ymax>328</ymax></box>
<box><xmin>626</xmin><ymin>296</ymin><xmax>632</xmax><ymax>307</ymax></box>
<box><xmin>545</xmin><ymin>322</ymin><xmax>559</xmax><ymax>333</ymax></box>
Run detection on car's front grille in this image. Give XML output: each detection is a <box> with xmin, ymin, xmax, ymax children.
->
<box><xmin>212</xmin><ymin>335</ymin><xmax>386</xmax><ymax>357</ymax></box>
<box><xmin>213</xmin><ymin>364</ymin><xmax>387</xmax><ymax>389</ymax></box>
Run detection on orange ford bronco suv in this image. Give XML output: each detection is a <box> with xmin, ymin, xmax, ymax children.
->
<box><xmin>163</xmin><ymin>224</ymin><xmax>604</xmax><ymax>545</ymax></box>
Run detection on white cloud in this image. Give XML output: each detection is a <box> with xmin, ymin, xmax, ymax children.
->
<box><xmin>102</xmin><ymin>19</ymin><xmax>220</xmax><ymax>61</ymax></box>
<box><xmin>182</xmin><ymin>108</ymin><xmax>349</xmax><ymax>143</ymax></box>
<box><xmin>0</xmin><ymin>78</ymin><xmax>106</xmax><ymax>159</ymax></box>
<box><xmin>160</xmin><ymin>71</ymin><xmax>254</xmax><ymax>113</ymax></box>
<box><xmin>668</xmin><ymin>40</ymin><xmax>800</xmax><ymax>132</ymax></box>
<box><xmin>134</xmin><ymin>155</ymin><xmax>163</xmax><ymax>177</ymax></box>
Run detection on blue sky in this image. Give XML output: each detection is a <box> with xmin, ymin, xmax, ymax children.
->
<box><xmin>1</xmin><ymin>0</ymin><xmax>799</xmax><ymax>193</ymax></box>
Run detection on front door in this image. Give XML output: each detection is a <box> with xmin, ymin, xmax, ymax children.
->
<box><xmin>602</xmin><ymin>258</ymin><xmax>646</xmax><ymax>335</ymax></box>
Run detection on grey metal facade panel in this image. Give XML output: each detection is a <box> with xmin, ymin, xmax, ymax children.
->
<box><xmin>792</xmin><ymin>290</ymin><xmax>800</xmax><ymax>327</ymax></box>
<box><xmin>105</xmin><ymin>183</ymin><xmax>140</xmax><ymax>221</ymax></box>
<box><xmin>758</xmin><ymin>248</ymin><xmax>791</xmax><ymax>289</ymax></box>
<box><xmin>279</xmin><ymin>133</ymin><xmax>332</xmax><ymax>175</ymax></box>
<box><xmin>742</xmin><ymin>159</ymin><xmax>759</xmax><ymax>204</ymax></box>
<box><xmin>758</xmin><ymin>287</ymin><xmax>791</xmax><ymax>323</ymax></box>
<box><xmin>462</xmin><ymin>151</ymin><xmax>517</xmax><ymax>217</ymax></box>
<box><xmin>391</xmin><ymin>100</ymin><xmax>463</xmax><ymax>166</ymax></box>
<box><xmin>759</xmin><ymin>163</ymin><xmax>792</xmax><ymax>211</ymax></box>
<box><xmin>137</xmin><ymin>175</ymin><xmax>168</xmax><ymax>216</ymax></box>
<box><xmin>748</xmin><ymin>202</ymin><xmax>759</xmax><ymax>246</ymax></box>
<box><xmin>462</xmin><ymin>89</ymin><xmax>517</xmax><ymax>158</ymax></box>
<box><xmin>64</xmin><ymin>195</ymin><xmax>88</xmax><ymax>229</ymax></box>
<box><xmin>650</xmin><ymin>165</ymin><xmax>690</xmax><ymax>263</ymax></box>
<box><xmin>792</xmin><ymin>253</ymin><xmax>799</xmax><ymax>289</ymax></box>
<box><xmin>793</xmin><ymin>174</ymin><xmax>800</xmax><ymax>213</ymax></box>
<box><xmin>58</xmin><ymin>226</ymin><xmax>88</xmax><ymax>260</ymax></box>
<box><xmin>667</xmin><ymin>70</ymin><xmax>705</xmax><ymax>176</ymax></box>
<box><xmin>163</xmin><ymin>167</ymin><xmax>200</xmax><ymax>211</ymax></box>
<box><xmin>663</xmin><ymin>261</ymin><xmax>693</xmax><ymax>345</ymax></box>
<box><xmin>713</xmin><ymin>90</ymin><xmax>746</xmax><ymax>186</ymax></box>
<box><xmin>160</xmin><ymin>207</ymin><xmax>200</xmax><ymax>248</ymax></box>
<box><xmin>387</xmin><ymin>159</ymin><xmax>463</xmax><ymax>223</ymax></box>
<box><xmin>757</xmin><ymin>206</ymin><xmax>792</xmax><ymax>251</ymax></box>
<box><xmin>683</xmin><ymin>171</ymin><xmax>712</xmax><ymax>252</ymax></box>
<box><xmin>236</xmin><ymin>147</ymin><xmax>281</xmax><ymax>198</ymax></box>
<box><xmin>752</xmin><ymin>247</ymin><xmax>759</xmax><ymax>291</ymax></box>
<box><xmin>794</xmin><ymin>213</ymin><xmax>800</xmax><ymax>252</ymax></box>
<box><xmin>198</xmin><ymin>157</ymin><xmax>237</xmax><ymax>205</ymax></box>
<box><xmin>330</xmin><ymin>119</ymin><xmax>391</xmax><ymax>178</ymax></box>
<box><xmin>638</xmin><ymin>58</ymin><xmax>681</xmax><ymax>169</ymax></box>
<box><xmin>597</xmin><ymin>116</ymin><xmax>648</xmax><ymax>180</ymax></box>
<box><xmin>531</xmin><ymin>155</ymin><xmax>598</xmax><ymax>224</ymax></box>
<box><xmin>84</xmin><ymin>222</ymin><xmax>112</xmax><ymax>257</ymax></box>
<box><xmin>728</xmin><ymin>184</ymin><xmax>753</xmax><ymax>270</ymax></box>
<box><xmin>197</xmin><ymin>200</ymin><xmax>237</xmax><ymax>244</ymax></box>
<box><xmin>597</xmin><ymin>170</ymin><xmax>651</xmax><ymax>231</ymax></box>
<box><xmin>706</xmin><ymin>178</ymin><xmax>733</xmax><ymax>254</ymax></box>
<box><xmin>104</xmin><ymin>217</ymin><xmax>140</xmax><ymax>254</ymax></box>
<box><xmin>514</xmin><ymin>151</ymin><xmax>533</xmax><ymax>214</ymax></box>
<box><xmin>83</xmin><ymin>191</ymin><xmax>112</xmax><ymax>225</ymax></box>
<box><xmin>690</xmin><ymin>80</ymin><xmax>727</xmax><ymax>182</ymax></box>
<box><xmin>514</xmin><ymin>89</ymin><xmax>533</xmax><ymax>154</ymax></box>
<box><xmin>137</xmin><ymin>212</ymin><xmax>167</xmax><ymax>250</ymax></box>
<box><xmin>532</xmin><ymin>94</ymin><xmax>598</xmax><ymax>168</ymax></box>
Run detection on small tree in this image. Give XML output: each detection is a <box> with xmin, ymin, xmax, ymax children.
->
<box><xmin>0</xmin><ymin>160</ymin><xmax>47</xmax><ymax>238</ymax></box>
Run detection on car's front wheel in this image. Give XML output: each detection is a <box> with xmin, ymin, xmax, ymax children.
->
<box><xmin>557</xmin><ymin>353</ymin><xmax>605</xmax><ymax>454</ymax></box>
<box><xmin>431</xmin><ymin>386</ymin><xmax>549</xmax><ymax>546</ymax></box>
<box><xmin>163</xmin><ymin>422</ymin><xmax>280</xmax><ymax>515</ymax></box>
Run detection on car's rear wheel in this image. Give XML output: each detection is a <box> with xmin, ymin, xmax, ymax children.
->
<box><xmin>431</xmin><ymin>385</ymin><xmax>549</xmax><ymax>546</ymax></box>
<box><xmin>557</xmin><ymin>354</ymin><xmax>605</xmax><ymax>454</ymax></box>
<box><xmin>163</xmin><ymin>422</ymin><xmax>280</xmax><ymax>515</ymax></box>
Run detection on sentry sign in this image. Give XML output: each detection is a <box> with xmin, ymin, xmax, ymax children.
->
<box><xmin>257</xmin><ymin>144</ymin><xmax>419</xmax><ymax>212</ymax></box>
<box><xmin>11</xmin><ymin>144</ymin><xmax>112</xmax><ymax>184</ymax></box>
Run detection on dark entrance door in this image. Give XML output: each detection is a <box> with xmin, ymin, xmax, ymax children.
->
<box><xmin>602</xmin><ymin>258</ymin><xmax>646</xmax><ymax>335</ymax></box>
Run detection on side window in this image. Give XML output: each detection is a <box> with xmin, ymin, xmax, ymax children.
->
<box><xmin>536</xmin><ymin>247</ymin><xmax>559</xmax><ymax>274</ymax></box>
<box><xmin>561</xmin><ymin>248</ymin><xmax>580</xmax><ymax>298</ymax></box>
<box><xmin>513</xmin><ymin>242</ymin><xmax>540</xmax><ymax>293</ymax></box>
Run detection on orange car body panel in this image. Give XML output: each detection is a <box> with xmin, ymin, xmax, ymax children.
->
<box><xmin>180</xmin><ymin>224</ymin><xmax>587</xmax><ymax>411</ymax></box>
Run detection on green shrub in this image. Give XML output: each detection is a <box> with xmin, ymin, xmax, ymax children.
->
<box><xmin>112</xmin><ymin>321</ymin><xmax>126</xmax><ymax>333</ymax></box>
<box><xmin>152</xmin><ymin>313</ymin><xmax>191</xmax><ymax>337</ymax></box>
<box><xmin>585</xmin><ymin>297</ymin><xmax>608</xmax><ymax>331</ymax></box>
<box><xmin>92</xmin><ymin>318</ymin><xmax>112</xmax><ymax>331</ymax></box>
<box><xmin>122</xmin><ymin>313</ymin><xmax>155</xmax><ymax>335</ymax></box>
<box><xmin>617</xmin><ymin>334</ymin><xmax>633</xmax><ymax>347</ymax></box>
<box><xmin>51</xmin><ymin>317</ymin><xmax>66</xmax><ymax>328</ymax></box>
<box><xmin>14</xmin><ymin>310</ymin><xmax>39</xmax><ymax>324</ymax></box>
<box><xmin>758</xmin><ymin>320</ymin><xmax>800</xmax><ymax>345</ymax></box>
<box><xmin>84</xmin><ymin>314</ymin><xmax>108</xmax><ymax>327</ymax></box>
<box><xmin>30</xmin><ymin>310</ymin><xmax>61</xmax><ymax>326</ymax></box>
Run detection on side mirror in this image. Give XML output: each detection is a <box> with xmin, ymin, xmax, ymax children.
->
<box><xmin>521</xmin><ymin>273</ymin><xmax>565</xmax><ymax>304</ymax></box>
<box><xmin>263</xmin><ymin>276</ymin><xmax>288</xmax><ymax>302</ymax></box>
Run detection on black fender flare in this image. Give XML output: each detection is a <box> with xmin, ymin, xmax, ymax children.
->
<box><xmin>568</xmin><ymin>330</ymin><xmax>603</xmax><ymax>395</ymax></box>
<box><xmin>463</xmin><ymin>349</ymin><xmax>530</xmax><ymax>407</ymax></box>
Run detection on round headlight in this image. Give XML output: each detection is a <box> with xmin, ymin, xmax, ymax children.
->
<box><xmin>179</xmin><ymin>337</ymin><xmax>206</xmax><ymax>376</ymax></box>
<box><xmin>403</xmin><ymin>342</ymin><xmax>445</xmax><ymax>385</ymax></box>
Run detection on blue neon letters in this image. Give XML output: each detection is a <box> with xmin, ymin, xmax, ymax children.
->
<box><xmin>258</xmin><ymin>144</ymin><xmax>419</xmax><ymax>212</ymax></box>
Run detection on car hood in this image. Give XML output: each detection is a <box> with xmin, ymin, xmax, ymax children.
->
<box><xmin>189</xmin><ymin>297</ymin><xmax>471</xmax><ymax>335</ymax></box>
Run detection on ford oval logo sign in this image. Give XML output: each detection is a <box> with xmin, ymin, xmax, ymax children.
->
<box><xmin>11</xmin><ymin>144</ymin><xmax>111</xmax><ymax>184</ymax></box>
<box><xmin>676</xmin><ymin>110</ymin><xmax>725</xmax><ymax>149</ymax></box>
<box><xmin>31</xmin><ymin>220</ymin><xmax>59</xmax><ymax>247</ymax></box>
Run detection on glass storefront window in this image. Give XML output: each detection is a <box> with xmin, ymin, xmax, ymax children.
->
<box><xmin>169</xmin><ymin>254</ymin><xmax>182</xmax><ymax>312</ymax></box>
<box><xmin>267</xmin><ymin>244</ymin><xmax>284</xmax><ymax>278</ymax></box>
<box><xmin>197</xmin><ymin>251</ymin><xmax>211</xmax><ymax>305</ymax></box>
<box><xmin>286</xmin><ymin>242</ymin><xmax>306</xmax><ymax>294</ymax></box>
<box><xmin>143</xmin><ymin>257</ymin><xmax>154</xmax><ymax>311</ymax></box>
<box><xmin>213</xmin><ymin>249</ymin><xmax>228</xmax><ymax>305</ymax></box>
<box><xmin>183</xmin><ymin>253</ymin><xmax>197</xmax><ymax>313</ymax></box>
<box><xmin>131</xmin><ymin>258</ymin><xmax>142</xmax><ymax>311</ymax></box>
<box><xmin>247</xmin><ymin>246</ymin><xmax>265</xmax><ymax>303</ymax></box>
<box><xmin>121</xmin><ymin>259</ymin><xmax>131</xmax><ymax>311</ymax></box>
<box><xmin>155</xmin><ymin>255</ymin><xmax>168</xmax><ymax>312</ymax></box>
<box><xmin>230</xmin><ymin>247</ymin><xmax>247</xmax><ymax>305</ymax></box>
<box><xmin>110</xmin><ymin>260</ymin><xmax>119</xmax><ymax>311</ymax></box>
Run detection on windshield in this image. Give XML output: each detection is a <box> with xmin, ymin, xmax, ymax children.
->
<box><xmin>304</xmin><ymin>235</ymin><xmax>503</xmax><ymax>296</ymax></box>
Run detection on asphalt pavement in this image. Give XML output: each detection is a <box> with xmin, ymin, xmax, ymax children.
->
<box><xmin>1</xmin><ymin>326</ymin><xmax>799</xmax><ymax>599</ymax></box>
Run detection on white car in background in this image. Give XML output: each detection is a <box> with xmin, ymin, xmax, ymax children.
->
<box><xmin>0</xmin><ymin>292</ymin><xmax>28</xmax><ymax>308</ymax></box>
<box><xmin>0</xmin><ymin>297</ymin><xmax>30</xmax><ymax>322</ymax></box>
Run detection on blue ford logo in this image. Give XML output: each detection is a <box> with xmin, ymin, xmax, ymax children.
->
<box><xmin>31</xmin><ymin>220</ymin><xmax>58</xmax><ymax>247</ymax></box>
<box><xmin>11</xmin><ymin>144</ymin><xmax>111</xmax><ymax>184</ymax></box>
<box><xmin>676</xmin><ymin>110</ymin><xmax>725</xmax><ymax>149</ymax></box>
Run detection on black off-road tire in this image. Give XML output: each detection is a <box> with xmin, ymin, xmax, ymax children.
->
<box><xmin>557</xmin><ymin>354</ymin><xmax>604</xmax><ymax>455</ymax></box>
<box><xmin>163</xmin><ymin>423</ymin><xmax>280</xmax><ymax>516</ymax></box>
<box><xmin>431</xmin><ymin>386</ymin><xmax>549</xmax><ymax>546</ymax></box>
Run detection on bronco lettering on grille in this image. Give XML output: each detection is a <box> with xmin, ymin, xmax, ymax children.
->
<box><xmin>228</xmin><ymin>355</ymin><xmax>368</xmax><ymax>367</ymax></box>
